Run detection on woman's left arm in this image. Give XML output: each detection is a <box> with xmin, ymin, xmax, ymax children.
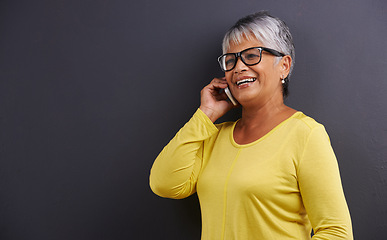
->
<box><xmin>298</xmin><ymin>126</ymin><xmax>353</xmax><ymax>240</ymax></box>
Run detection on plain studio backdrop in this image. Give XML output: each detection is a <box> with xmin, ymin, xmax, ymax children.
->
<box><xmin>0</xmin><ymin>0</ymin><xmax>386</xmax><ymax>239</ymax></box>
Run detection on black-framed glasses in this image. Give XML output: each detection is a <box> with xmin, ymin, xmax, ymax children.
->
<box><xmin>217</xmin><ymin>47</ymin><xmax>285</xmax><ymax>72</ymax></box>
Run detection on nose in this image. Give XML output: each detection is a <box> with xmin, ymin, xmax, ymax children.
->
<box><xmin>233</xmin><ymin>57</ymin><xmax>248</xmax><ymax>73</ymax></box>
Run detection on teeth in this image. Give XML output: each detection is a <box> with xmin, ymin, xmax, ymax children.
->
<box><xmin>236</xmin><ymin>78</ymin><xmax>256</xmax><ymax>86</ymax></box>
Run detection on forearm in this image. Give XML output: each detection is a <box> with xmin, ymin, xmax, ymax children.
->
<box><xmin>149</xmin><ymin>109</ymin><xmax>218</xmax><ymax>199</ymax></box>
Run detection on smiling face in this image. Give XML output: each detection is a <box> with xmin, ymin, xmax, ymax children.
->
<box><xmin>225</xmin><ymin>35</ymin><xmax>291</xmax><ymax>108</ymax></box>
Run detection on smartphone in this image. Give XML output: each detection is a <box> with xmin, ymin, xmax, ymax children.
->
<box><xmin>224</xmin><ymin>87</ymin><xmax>238</xmax><ymax>106</ymax></box>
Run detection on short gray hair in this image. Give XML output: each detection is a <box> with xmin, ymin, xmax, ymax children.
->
<box><xmin>222</xmin><ymin>11</ymin><xmax>295</xmax><ymax>77</ymax></box>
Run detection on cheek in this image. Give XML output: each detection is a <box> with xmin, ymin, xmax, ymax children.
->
<box><xmin>252</xmin><ymin>64</ymin><xmax>276</xmax><ymax>80</ymax></box>
<box><xmin>225</xmin><ymin>72</ymin><xmax>233</xmax><ymax>84</ymax></box>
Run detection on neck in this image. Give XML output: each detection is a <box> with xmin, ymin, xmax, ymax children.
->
<box><xmin>239</xmin><ymin>94</ymin><xmax>291</xmax><ymax>128</ymax></box>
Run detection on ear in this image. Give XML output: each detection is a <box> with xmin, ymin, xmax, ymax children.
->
<box><xmin>279</xmin><ymin>55</ymin><xmax>292</xmax><ymax>78</ymax></box>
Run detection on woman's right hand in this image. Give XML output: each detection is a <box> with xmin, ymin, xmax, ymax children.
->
<box><xmin>199</xmin><ymin>77</ymin><xmax>235</xmax><ymax>122</ymax></box>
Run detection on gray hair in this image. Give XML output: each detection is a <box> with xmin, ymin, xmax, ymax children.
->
<box><xmin>222</xmin><ymin>11</ymin><xmax>295</xmax><ymax>78</ymax></box>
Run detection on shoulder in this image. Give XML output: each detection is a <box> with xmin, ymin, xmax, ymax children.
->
<box><xmin>285</xmin><ymin>112</ymin><xmax>330</xmax><ymax>144</ymax></box>
<box><xmin>214</xmin><ymin>121</ymin><xmax>235</xmax><ymax>130</ymax></box>
<box><xmin>201</xmin><ymin>121</ymin><xmax>235</xmax><ymax>145</ymax></box>
<box><xmin>286</xmin><ymin>113</ymin><xmax>335</xmax><ymax>169</ymax></box>
<box><xmin>290</xmin><ymin>112</ymin><xmax>325</xmax><ymax>132</ymax></box>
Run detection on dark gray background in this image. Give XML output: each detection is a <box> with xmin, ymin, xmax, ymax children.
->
<box><xmin>1</xmin><ymin>0</ymin><xmax>386</xmax><ymax>239</ymax></box>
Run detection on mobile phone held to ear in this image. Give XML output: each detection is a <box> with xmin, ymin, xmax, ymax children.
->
<box><xmin>224</xmin><ymin>87</ymin><xmax>238</xmax><ymax>106</ymax></box>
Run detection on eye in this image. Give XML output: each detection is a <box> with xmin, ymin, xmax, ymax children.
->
<box><xmin>224</xmin><ymin>55</ymin><xmax>236</xmax><ymax>67</ymax></box>
<box><xmin>244</xmin><ymin>53</ymin><xmax>260</xmax><ymax>60</ymax></box>
<box><xmin>226</xmin><ymin>59</ymin><xmax>235</xmax><ymax>65</ymax></box>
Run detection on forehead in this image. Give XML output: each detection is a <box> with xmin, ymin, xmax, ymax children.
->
<box><xmin>227</xmin><ymin>34</ymin><xmax>263</xmax><ymax>53</ymax></box>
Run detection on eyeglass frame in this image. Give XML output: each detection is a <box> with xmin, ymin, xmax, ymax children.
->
<box><xmin>217</xmin><ymin>47</ymin><xmax>286</xmax><ymax>72</ymax></box>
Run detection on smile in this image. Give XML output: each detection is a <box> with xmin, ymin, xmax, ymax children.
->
<box><xmin>236</xmin><ymin>78</ymin><xmax>257</xmax><ymax>86</ymax></box>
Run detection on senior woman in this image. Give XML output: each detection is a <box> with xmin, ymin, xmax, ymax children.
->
<box><xmin>150</xmin><ymin>11</ymin><xmax>353</xmax><ymax>239</ymax></box>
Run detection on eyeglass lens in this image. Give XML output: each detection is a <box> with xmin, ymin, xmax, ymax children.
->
<box><xmin>220</xmin><ymin>48</ymin><xmax>262</xmax><ymax>71</ymax></box>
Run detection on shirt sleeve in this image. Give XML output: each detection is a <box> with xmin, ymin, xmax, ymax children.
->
<box><xmin>149</xmin><ymin>108</ymin><xmax>219</xmax><ymax>199</ymax></box>
<box><xmin>298</xmin><ymin>125</ymin><xmax>353</xmax><ymax>239</ymax></box>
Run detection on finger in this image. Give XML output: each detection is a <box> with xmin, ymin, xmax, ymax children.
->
<box><xmin>215</xmin><ymin>91</ymin><xmax>228</xmax><ymax>101</ymax></box>
<box><xmin>212</xmin><ymin>77</ymin><xmax>227</xmax><ymax>84</ymax></box>
<box><xmin>209</xmin><ymin>78</ymin><xmax>228</xmax><ymax>89</ymax></box>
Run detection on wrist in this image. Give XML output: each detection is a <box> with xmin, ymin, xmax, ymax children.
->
<box><xmin>199</xmin><ymin>106</ymin><xmax>218</xmax><ymax>123</ymax></box>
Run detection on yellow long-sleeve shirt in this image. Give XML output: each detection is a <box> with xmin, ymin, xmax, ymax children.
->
<box><xmin>150</xmin><ymin>109</ymin><xmax>352</xmax><ymax>239</ymax></box>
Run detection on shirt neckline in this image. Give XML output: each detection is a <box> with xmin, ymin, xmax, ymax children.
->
<box><xmin>230</xmin><ymin>111</ymin><xmax>301</xmax><ymax>148</ymax></box>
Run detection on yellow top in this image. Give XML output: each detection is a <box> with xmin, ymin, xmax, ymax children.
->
<box><xmin>150</xmin><ymin>109</ymin><xmax>352</xmax><ymax>239</ymax></box>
